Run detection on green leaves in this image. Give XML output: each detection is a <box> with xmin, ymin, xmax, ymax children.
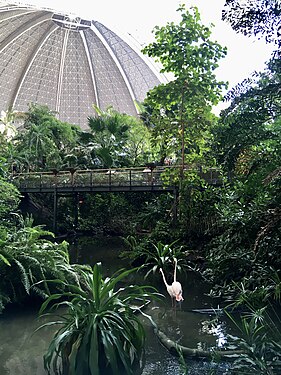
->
<box><xmin>10</xmin><ymin>103</ymin><xmax>81</xmax><ymax>172</ymax></box>
<box><xmin>213</xmin><ymin>58</ymin><xmax>281</xmax><ymax>175</ymax></box>
<box><xmin>86</xmin><ymin>105</ymin><xmax>153</xmax><ymax>168</ymax></box>
<box><xmin>92</xmin><ymin>262</ymin><xmax>102</xmax><ymax>308</ymax></box>
<box><xmin>225</xmin><ymin>305</ymin><xmax>281</xmax><ymax>374</ymax></box>
<box><xmin>0</xmin><ymin>177</ymin><xmax>21</xmax><ymax>226</ymax></box>
<box><xmin>0</xmin><ymin>220</ymin><xmax>82</xmax><ymax>312</ymax></box>
<box><xmin>143</xmin><ymin>6</ymin><xmax>227</xmax><ymax>78</ymax></box>
<box><xmin>141</xmin><ymin>5</ymin><xmax>227</xmax><ymax>167</ymax></box>
<box><xmin>204</xmin><ymin>50</ymin><xmax>281</xmax><ymax>306</ymax></box>
<box><xmin>39</xmin><ymin>263</ymin><xmax>160</xmax><ymax>375</ymax></box>
<box><xmin>87</xmin><ymin>107</ymin><xmax>131</xmax><ymax>168</ymax></box>
<box><xmin>222</xmin><ymin>0</ymin><xmax>281</xmax><ymax>52</ymax></box>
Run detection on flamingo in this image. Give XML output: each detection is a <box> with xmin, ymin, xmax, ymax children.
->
<box><xmin>160</xmin><ymin>258</ymin><xmax>184</xmax><ymax>306</ymax></box>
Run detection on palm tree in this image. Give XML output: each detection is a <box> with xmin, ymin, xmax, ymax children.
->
<box><xmin>13</xmin><ymin>103</ymin><xmax>81</xmax><ymax>171</ymax></box>
<box><xmin>0</xmin><ymin>107</ymin><xmax>26</xmax><ymax>139</ymax></box>
<box><xmin>88</xmin><ymin>106</ymin><xmax>130</xmax><ymax>168</ymax></box>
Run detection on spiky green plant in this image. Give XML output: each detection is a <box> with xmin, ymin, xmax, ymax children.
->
<box><xmin>38</xmin><ymin>263</ymin><xmax>161</xmax><ymax>375</ymax></box>
<box><xmin>142</xmin><ymin>240</ymin><xmax>188</xmax><ymax>279</ymax></box>
<box><xmin>225</xmin><ymin>292</ymin><xmax>281</xmax><ymax>374</ymax></box>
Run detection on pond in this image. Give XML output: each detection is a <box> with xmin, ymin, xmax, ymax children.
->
<box><xmin>0</xmin><ymin>236</ymin><xmax>231</xmax><ymax>374</ymax></box>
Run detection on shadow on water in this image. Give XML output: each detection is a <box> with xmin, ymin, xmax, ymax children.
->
<box><xmin>0</xmin><ymin>236</ymin><xmax>231</xmax><ymax>375</ymax></box>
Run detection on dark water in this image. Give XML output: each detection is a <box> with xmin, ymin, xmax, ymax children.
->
<box><xmin>0</xmin><ymin>236</ymin><xmax>231</xmax><ymax>374</ymax></box>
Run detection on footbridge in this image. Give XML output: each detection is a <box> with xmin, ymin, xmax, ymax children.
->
<box><xmin>12</xmin><ymin>166</ymin><xmax>220</xmax><ymax>233</ymax></box>
<box><xmin>12</xmin><ymin>166</ymin><xmax>220</xmax><ymax>193</ymax></box>
<box><xmin>12</xmin><ymin>166</ymin><xmax>175</xmax><ymax>193</ymax></box>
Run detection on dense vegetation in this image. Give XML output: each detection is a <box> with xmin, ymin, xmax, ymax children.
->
<box><xmin>0</xmin><ymin>1</ymin><xmax>281</xmax><ymax>373</ymax></box>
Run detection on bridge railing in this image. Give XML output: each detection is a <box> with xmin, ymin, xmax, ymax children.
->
<box><xmin>12</xmin><ymin>166</ymin><xmax>172</xmax><ymax>191</ymax></box>
<box><xmin>12</xmin><ymin>166</ymin><xmax>221</xmax><ymax>192</ymax></box>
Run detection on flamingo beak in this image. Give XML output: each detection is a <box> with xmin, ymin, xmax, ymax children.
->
<box><xmin>176</xmin><ymin>293</ymin><xmax>183</xmax><ymax>302</ymax></box>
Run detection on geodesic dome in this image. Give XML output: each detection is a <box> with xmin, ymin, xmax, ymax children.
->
<box><xmin>0</xmin><ymin>3</ymin><xmax>163</xmax><ymax>129</ymax></box>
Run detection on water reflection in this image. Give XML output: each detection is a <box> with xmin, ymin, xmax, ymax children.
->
<box><xmin>0</xmin><ymin>236</ymin><xmax>231</xmax><ymax>374</ymax></box>
<box><xmin>200</xmin><ymin>318</ymin><xmax>227</xmax><ymax>348</ymax></box>
<box><xmin>0</xmin><ymin>306</ymin><xmax>57</xmax><ymax>375</ymax></box>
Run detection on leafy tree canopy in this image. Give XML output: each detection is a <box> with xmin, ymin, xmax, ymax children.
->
<box><xmin>141</xmin><ymin>5</ymin><xmax>227</xmax><ymax>165</ymax></box>
<box><xmin>14</xmin><ymin>103</ymin><xmax>81</xmax><ymax>171</ymax></box>
<box><xmin>205</xmin><ymin>3</ymin><xmax>281</xmax><ymax>301</ymax></box>
<box><xmin>222</xmin><ymin>0</ymin><xmax>281</xmax><ymax>52</ymax></box>
<box><xmin>0</xmin><ymin>176</ymin><xmax>21</xmax><ymax>230</ymax></box>
<box><xmin>212</xmin><ymin>57</ymin><xmax>281</xmax><ymax>173</ymax></box>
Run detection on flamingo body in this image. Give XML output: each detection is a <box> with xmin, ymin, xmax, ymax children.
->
<box><xmin>160</xmin><ymin>259</ymin><xmax>183</xmax><ymax>305</ymax></box>
<box><xmin>171</xmin><ymin>281</ymin><xmax>183</xmax><ymax>302</ymax></box>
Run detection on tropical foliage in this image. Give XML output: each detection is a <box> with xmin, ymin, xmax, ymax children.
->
<box><xmin>225</xmin><ymin>292</ymin><xmax>281</xmax><ymax>374</ymax></box>
<box><xmin>201</xmin><ymin>0</ymin><xmax>281</xmax><ymax>303</ymax></box>
<box><xmin>141</xmin><ymin>5</ymin><xmax>227</xmax><ymax>166</ymax></box>
<box><xmin>0</xmin><ymin>2</ymin><xmax>281</xmax><ymax>373</ymax></box>
<box><xmin>87</xmin><ymin>106</ymin><xmax>153</xmax><ymax>168</ymax></box>
<box><xmin>121</xmin><ymin>237</ymin><xmax>189</xmax><ymax>280</ymax></box>
<box><xmin>0</xmin><ymin>176</ymin><xmax>21</xmax><ymax>230</ymax></box>
<box><xmin>38</xmin><ymin>263</ymin><xmax>161</xmax><ymax>375</ymax></box>
<box><xmin>2</xmin><ymin>103</ymin><xmax>156</xmax><ymax>173</ymax></box>
<box><xmin>222</xmin><ymin>0</ymin><xmax>281</xmax><ymax>53</ymax></box>
<box><xmin>0</xmin><ymin>216</ymin><xmax>82</xmax><ymax>312</ymax></box>
<box><xmin>13</xmin><ymin>103</ymin><xmax>81</xmax><ymax>171</ymax></box>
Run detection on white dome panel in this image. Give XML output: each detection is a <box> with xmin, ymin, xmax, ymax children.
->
<box><xmin>0</xmin><ymin>4</ymin><xmax>164</xmax><ymax>129</ymax></box>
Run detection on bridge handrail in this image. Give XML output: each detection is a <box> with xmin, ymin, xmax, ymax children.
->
<box><xmin>11</xmin><ymin>166</ymin><xmax>172</xmax><ymax>190</ymax></box>
<box><xmin>11</xmin><ymin>165</ymin><xmax>221</xmax><ymax>191</ymax></box>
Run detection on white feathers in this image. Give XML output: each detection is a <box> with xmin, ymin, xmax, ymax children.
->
<box><xmin>159</xmin><ymin>258</ymin><xmax>183</xmax><ymax>304</ymax></box>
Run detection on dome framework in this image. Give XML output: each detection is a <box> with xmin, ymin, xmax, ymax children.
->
<box><xmin>0</xmin><ymin>3</ymin><xmax>163</xmax><ymax>129</ymax></box>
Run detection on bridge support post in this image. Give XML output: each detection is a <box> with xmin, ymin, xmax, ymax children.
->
<box><xmin>74</xmin><ymin>192</ymin><xmax>79</xmax><ymax>230</ymax></box>
<box><xmin>53</xmin><ymin>189</ymin><xmax>57</xmax><ymax>234</ymax></box>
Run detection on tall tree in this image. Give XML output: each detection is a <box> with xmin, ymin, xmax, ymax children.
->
<box><xmin>216</xmin><ymin>0</ymin><xmax>281</xmax><ymax>173</ymax></box>
<box><xmin>203</xmin><ymin>2</ymin><xmax>281</xmax><ymax>301</ymax></box>
<box><xmin>141</xmin><ymin>5</ymin><xmax>227</xmax><ymax>166</ymax></box>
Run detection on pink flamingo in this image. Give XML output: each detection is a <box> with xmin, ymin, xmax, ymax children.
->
<box><xmin>160</xmin><ymin>258</ymin><xmax>184</xmax><ymax>306</ymax></box>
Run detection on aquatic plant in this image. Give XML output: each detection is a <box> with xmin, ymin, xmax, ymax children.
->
<box><xmin>224</xmin><ymin>287</ymin><xmax>281</xmax><ymax>374</ymax></box>
<box><xmin>38</xmin><ymin>263</ymin><xmax>161</xmax><ymax>375</ymax></box>
<box><xmin>142</xmin><ymin>240</ymin><xmax>189</xmax><ymax>279</ymax></box>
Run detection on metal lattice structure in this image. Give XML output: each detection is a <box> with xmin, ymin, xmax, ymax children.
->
<box><xmin>0</xmin><ymin>3</ymin><xmax>164</xmax><ymax>129</ymax></box>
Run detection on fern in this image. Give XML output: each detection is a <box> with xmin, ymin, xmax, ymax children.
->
<box><xmin>0</xmin><ymin>216</ymin><xmax>87</xmax><ymax>313</ymax></box>
<box><xmin>0</xmin><ymin>253</ymin><xmax>11</xmax><ymax>266</ymax></box>
<box><xmin>14</xmin><ymin>259</ymin><xmax>30</xmax><ymax>294</ymax></box>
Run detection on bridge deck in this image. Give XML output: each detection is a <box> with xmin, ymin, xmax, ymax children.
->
<box><xmin>12</xmin><ymin>167</ymin><xmax>174</xmax><ymax>193</ymax></box>
<box><xmin>12</xmin><ymin>166</ymin><xmax>220</xmax><ymax>194</ymax></box>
